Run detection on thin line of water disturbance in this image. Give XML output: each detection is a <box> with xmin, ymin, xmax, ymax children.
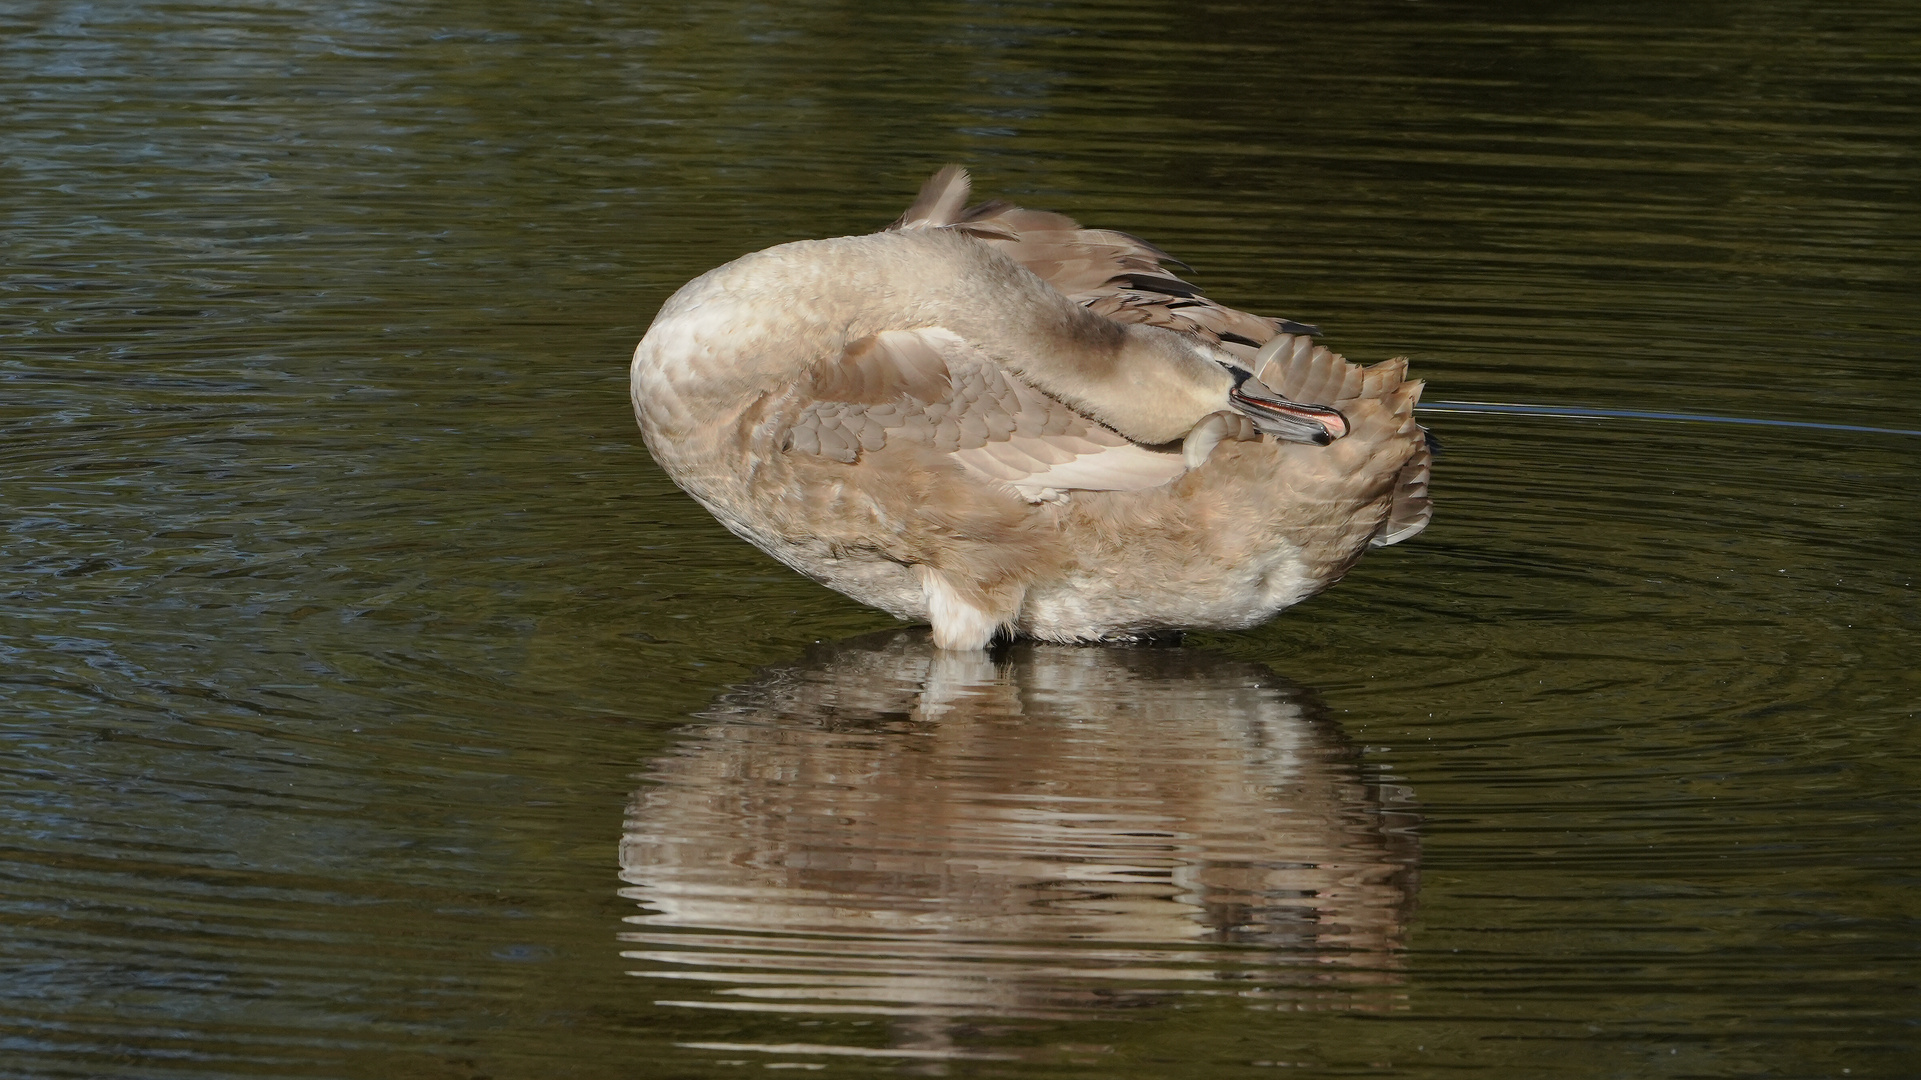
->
<box><xmin>1416</xmin><ymin>401</ymin><xmax>1921</xmax><ymax>438</ymax></box>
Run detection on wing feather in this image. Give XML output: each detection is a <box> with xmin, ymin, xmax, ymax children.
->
<box><xmin>889</xmin><ymin>165</ymin><xmax>973</xmax><ymax>231</ymax></box>
<box><xmin>781</xmin><ymin>327</ymin><xmax>1187</xmax><ymax>502</ymax></box>
<box><xmin>806</xmin><ymin>329</ymin><xmax>952</xmax><ymax>404</ymax></box>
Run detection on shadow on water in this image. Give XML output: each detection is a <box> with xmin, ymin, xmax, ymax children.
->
<box><xmin>617</xmin><ymin>631</ymin><xmax>1418</xmax><ymax>1063</ymax></box>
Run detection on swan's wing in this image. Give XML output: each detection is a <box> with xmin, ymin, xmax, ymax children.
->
<box><xmin>781</xmin><ymin>328</ymin><xmax>1186</xmax><ymax>501</ymax></box>
<box><xmin>886</xmin><ymin>166</ymin><xmax>1316</xmax><ymax>366</ymax></box>
<box><xmin>975</xmin><ymin>218</ymin><xmax>1308</xmax><ymax>362</ymax></box>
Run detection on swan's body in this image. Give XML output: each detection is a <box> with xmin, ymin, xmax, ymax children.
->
<box><xmin>632</xmin><ymin>168</ymin><xmax>1431</xmax><ymax>649</ymax></box>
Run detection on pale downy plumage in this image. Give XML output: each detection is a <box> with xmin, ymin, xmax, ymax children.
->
<box><xmin>631</xmin><ymin>167</ymin><xmax>1432</xmax><ymax>649</ymax></box>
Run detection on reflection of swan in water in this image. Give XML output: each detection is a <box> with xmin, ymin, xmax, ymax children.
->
<box><xmin>618</xmin><ymin>631</ymin><xmax>1418</xmax><ymax>1037</ymax></box>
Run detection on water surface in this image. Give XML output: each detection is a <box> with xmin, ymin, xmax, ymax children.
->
<box><xmin>3</xmin><ymin>0</ymin><xmax>1918</xmax><ymax>1077</ymax></box>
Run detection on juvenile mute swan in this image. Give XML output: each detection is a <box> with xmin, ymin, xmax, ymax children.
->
<box><xmin>631</xmin><ymin>167</ymin><xmax>1432</xmax><ymax>649</ymax></box>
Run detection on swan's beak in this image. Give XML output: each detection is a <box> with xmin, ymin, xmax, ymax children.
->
<box><xmin>1229</xmin><ymin>376</ymin><xmax>1350</xmax><ymax>445</ymax></box>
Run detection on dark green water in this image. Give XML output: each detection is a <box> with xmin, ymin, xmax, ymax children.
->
<box><xmin>3</xmin><ymin>1</ymin><xmax>1918</xmax><ymax>1077</ymax></box>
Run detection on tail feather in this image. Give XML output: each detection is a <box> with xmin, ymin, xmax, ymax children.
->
<box><xmin>1253</xmin><ymin>333</ymin><xmax>1365</xmax><ymax>406</ymax></box>
<box><xmin>1361</xmin><ymin>357</ymin><xmax>1410</xmax><ymax>402</ymax></box>
<box><xmin>1255</xmin><ymin>333</ymin><xmax>1432</xmax><ymax>547</ymax></box>
<box><xmin>1372</xmin><ymin>435</ymin><xmax>1433</xmax><ymax>547</ymax></box>
<box><xmin>890</xmin><ymin>165</ymin><xmax>972</xmax><ymax>230</ymax></box>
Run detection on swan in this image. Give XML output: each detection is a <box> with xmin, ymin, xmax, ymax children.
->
<box><xmin>631</xmin><ymin>167</ymin><xmax>1432</xmax><ymax>649</ymax></box>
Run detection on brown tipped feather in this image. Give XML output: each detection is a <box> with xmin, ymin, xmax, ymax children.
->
<box><xmin>1374</xmin><ymin>432</ymin><xmax>1433</xmax><ymax>547</ymax></box>
<box><xmin>889</xmin><ymin>165</ymin><xmax>973</xmax><ymax>230</ymax></box>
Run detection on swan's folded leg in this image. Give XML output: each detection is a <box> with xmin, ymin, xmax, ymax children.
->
<box><xmin>1183</xmin><ymin>410</ymin><xmax>1259</xmax><ymax>469</ymax></box>
<box><xmin>920</xmin><ymin>566</ymin><xmax>1016</xmax><ymax>651</ymax></box>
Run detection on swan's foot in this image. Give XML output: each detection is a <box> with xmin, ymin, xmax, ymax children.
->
<box><xmin>919</xmin><ymin>566</ymin><xmax>1016</xmax><ymax>651</ymax></box>
<box><xmin>1183</xmin><ymin>410</ymin><xmax>1260</xmax><ymax>468</ymax></box>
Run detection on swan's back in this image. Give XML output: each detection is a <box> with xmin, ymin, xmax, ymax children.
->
<box><xmin>632</xmin><ymin>168</ymin><xmax>1430</xmax><ymax>648</ymax></box>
